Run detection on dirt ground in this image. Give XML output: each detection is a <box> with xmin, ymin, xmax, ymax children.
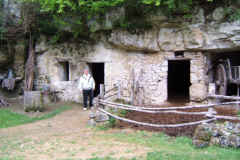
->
<box><xmin>0</xmin><ymin>97</ymin><xmax>239</xmax><ymax>159</ymax></box>
<box><xmin>0</xmin><ymin>98</ymin><xmax>154</xmax><ymax>159</ymax></box>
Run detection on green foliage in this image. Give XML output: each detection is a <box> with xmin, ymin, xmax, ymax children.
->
<box><xmin>0</xmin><ymin>106</ymin><xmax>71</xmax><ymax>129</ymax></box>
<box><xmin>112</xmin><ymin>18</ymin><xmax>153</xmax><ymax>32</ymax></box>
<box><xmin>86</xmin><ymin>156</ymin><xmax>115</xmax><ymax>160</ymax></box>
<box><xmin>108</xmin><ymin>116</ymin><xmax>117</xmax><ymax>127</ymax></box>
<box><xmin>0</xmin><ymin>0</ymin><xmax>6</xmax><ymax>40</ymax></box>
<box><xmin>37</xmin><ymin>14</ymin><xmax>58</xmax><ymax>36</ymax></box>
<box><xmin>115</xmin><ymin>109</ymin><xmax>127</xmax><ymax>117</ymax></box>
<box><xmin>182</xmin><ymin>14</ymin><xmax>193</xmax><ymax>19</ymax></box>
<box><xmin>2</xmin><ymin>0</ymin><xmax>239</xmax><ymax>41</ymax></box>
<box><xmin>112</xmin><ymin>0</ymin><xmax>156</xmax><ymax>32</ymax></box>
<box><xmin>224</xmin><ymin>7</ymin><xmax>240</xmax><ymax>22</ymax></box>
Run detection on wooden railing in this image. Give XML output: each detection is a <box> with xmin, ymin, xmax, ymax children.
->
<box><xmin>93</xmin><ymin>82</ymin><xmax>240</xmax><ymax>128</ymax></box>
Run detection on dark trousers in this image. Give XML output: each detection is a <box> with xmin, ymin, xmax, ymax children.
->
<box><xmin>83</xmin><ymin>89</ymin><xmax>93</xmax><ymax>108</ymax></box>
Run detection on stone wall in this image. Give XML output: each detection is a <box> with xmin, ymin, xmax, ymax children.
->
<box><xmin>193</xmin><ymin>122</ymin><xmax>240</xmax><ymax>148</ymax></box>
<box><xmin>35</xmin><ymin>39</ymin><xmax>208</xmax><ymax>105</ymax></box>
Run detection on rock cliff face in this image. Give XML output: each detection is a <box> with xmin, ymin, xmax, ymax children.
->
<box><xmin>109</xmin><ymin>7</ymin><xmax>240</xmax><ymax>52</ymax></box>
<box><xmin>33</xmin><ymin>6</ymin><xmax>240</xmax><ymax>104</ymax></box>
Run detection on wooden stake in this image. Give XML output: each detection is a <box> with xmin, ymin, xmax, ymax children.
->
<box><xmin>131</xmin><ymin>69</ymin><xmax>135</xmax><ymax>106</ymax></box>
<box><xmin>139</xmin><ymin>69</ymin><xmax>144</xmax><ymax>107</ymax></box>
<box><xmin>206</xmin><ymin>83</ymin><xmax>217</xmax><ymax>117</ymax></box>
<box><xmin>100</xmin><ymin>84</ymin><xmax>104</xmax><ymax>99</ymax></box>
<box><xmin>118</xmin><ymin>80</ymin><xmax>121</xmax><ymax>99</ymax></box>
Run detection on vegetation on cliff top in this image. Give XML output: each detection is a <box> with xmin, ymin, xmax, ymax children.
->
<box><xmin>0</xmin><ymin>0</ymin><xmax>240</xmax><ymax>42</ymax></box>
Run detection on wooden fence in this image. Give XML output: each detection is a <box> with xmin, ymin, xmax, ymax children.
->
<box><xmin>0</xmin><ymin>94</ymin><xmax>10</xmax><ymax>106</ymax></box>
<box><xmin>93</xmin><ymin>82</ymin><xmax>240</xmax><ymax>128</ymax></box>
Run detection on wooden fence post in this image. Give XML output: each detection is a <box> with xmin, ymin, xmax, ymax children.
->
<box><xmin>131</xmin><ymin>69</ymin><xmax>135</xmax><ymax>106</ymax></box>
<box><xmin>100</xmin><ymin>84</ymin><xmax>104</xmax><ymax>99</ymax></box>
<box><xmin>118</xmin><ymin>80</ymin><xmax>121</xmax><ymax>99</ymax></box>
<box><xmin>139</xmin><ymin>69</ymin><xmax>143</xmax><ymax>107</ymax></box>
<box><xmin>237</xmin><ymin>84</ymin><xmax>239</xmax><ymax>109</ymax></box>
<box><xmin>206</xmin><ymin>83</ymin><xmax>217</xmax><ymax>117</ymax></box>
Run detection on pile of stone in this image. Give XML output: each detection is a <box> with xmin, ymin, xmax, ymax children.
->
<box><xmin>192</xmin><ymin>122</ymin><xmax>240</xmax><ymax>148</ymax></box>
<box><xmin>87</xmin><ymin>111</ymin><xmax>110</xmax><ymax>127</ymax></box>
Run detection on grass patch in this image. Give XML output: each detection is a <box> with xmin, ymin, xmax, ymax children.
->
<box><xmin>0</xmin><ymin>106</ymin><xmax>71</xmax><ymax>129</ymax></box>
<box><xmin>98</xmin><ymin>131</ymin><xmax>240</xmax><ymax>160</ymax></box>
<box><xmin>87</xmin><ymin>156</ymin><xmax>115</xmax><ymax>160</ymax></box>
<box><xmin>69</xmin><ymin>140</ymin><xmax>76</xmax><ymax>144</ymax></box>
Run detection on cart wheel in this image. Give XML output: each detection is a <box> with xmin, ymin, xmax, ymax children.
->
<box><xmin>215</xmin><ymin>64</ymin><xmax>227</xmax><ymax>96</ymax></box>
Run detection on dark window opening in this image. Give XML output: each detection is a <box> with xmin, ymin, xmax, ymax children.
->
<box><xmin>59</xmin><ymin>61</ymin><xmax>69</xmax><ymax>81</ymax></box>
<box><xmin>175</xmin><ymin>51</ymin><xmax>184</xmax><ymax>57</ymax></box>
<box><xmin>168</xmin><ymin>60</ymin><xmax>190</xmax><ymax>103</ymax></box>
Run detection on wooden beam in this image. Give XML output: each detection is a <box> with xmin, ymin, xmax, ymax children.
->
<box><xmin>207</xmin><ymin>94</ymin><xmax>240</xmax><ymax>101</ymax></box>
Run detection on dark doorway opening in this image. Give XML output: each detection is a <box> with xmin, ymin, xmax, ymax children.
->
<box><xmin>90</xmin><ymin>63</ymin><xmax>104</xmax><ymax>97</ymax></box>
<box><xmin>168</xmin><ymin>60</ymin><xmax>190</xmax><ymax>103</ymax></box>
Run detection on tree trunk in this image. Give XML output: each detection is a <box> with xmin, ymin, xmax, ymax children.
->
<box><xmin>24</xmin><ymin>33</ymin><xmax>35</xmax><ymax>91</ymax></box>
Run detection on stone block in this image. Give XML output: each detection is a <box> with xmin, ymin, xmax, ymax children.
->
<box><xmin>219</xmin><ymin>136</ymin><xmax>229</xmax><ymax>147</ymax></box>
<box><xmin>209</xmin><ymin>137</ymin><xmax>220</xmax><ymax>146</ymax></box>
<box><xmin>233</xmin><ymin>123</ymin><xmax>240</xmax><ymax>134</ymax></box>
<box><xmin>192</xmin><ymin>139</ymin><xmax>209</xmax><ymax>148</ymax></box>
<box><xmin>189</xmin><ymin>83</ymin><xmax>207</xmax><ymax>101</ymax></box>
<box><xmin>87</xmin><ymin>119</ymin><xmax>97</xmax><ymax>126</ymax></box>
<box><xmin>95</xmin><ymin>114</ymin><xmax>109</xmax><ymax>122</ymax></box>
<box><xmin>193</xmin><ymin>131</ymin><xmax>211</xmax><ymax>141</ymax></box>
<box><xmin>24</xmin><ymin>91</ymin><xmax>43</xmax><ymax>112</ymax></box>
<box><xmin>228</xmin><ymin>135</ymin><xmax>240</xmax><ymax>148</ymax></box>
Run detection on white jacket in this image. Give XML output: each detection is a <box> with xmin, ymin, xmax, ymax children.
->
<box><xmin>78</xmin><ymin>74</ymin><xmax>95</xmax><ymax>91</ymax></box>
